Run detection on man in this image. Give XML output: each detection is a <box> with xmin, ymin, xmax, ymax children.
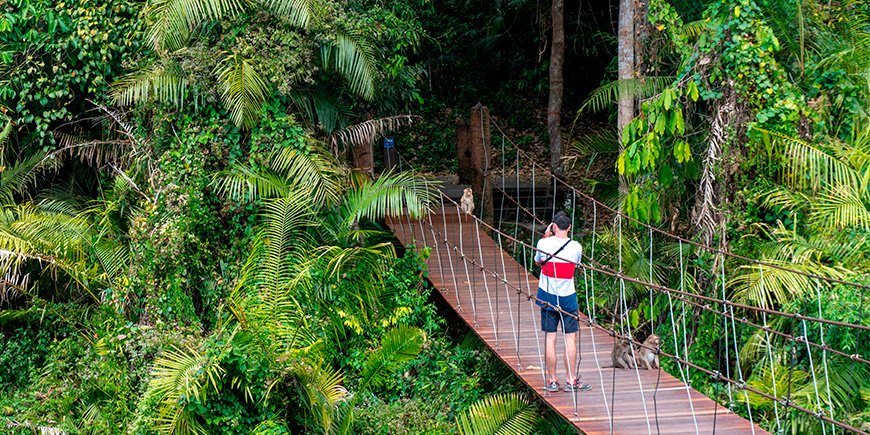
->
<box><xmin>534</xmin><ymin>211</ymin><xmax>591</xmax><ymax>393</ymax></box>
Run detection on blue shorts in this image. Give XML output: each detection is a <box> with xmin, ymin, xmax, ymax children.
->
<box><xmin>536</xmin><ymin>289</ymin><xmax>579</xmax><ymax>333</ymax></box>
<box><xmin>541</xmin><ymin>308</ymin><xmax>579</xmax><ymax>333</ymax></box>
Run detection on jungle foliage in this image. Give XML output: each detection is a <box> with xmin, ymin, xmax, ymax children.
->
<box><xmin>0</xmin><ymin>0</ymin><xmax>868</xmax><ymax>433</ymax></box>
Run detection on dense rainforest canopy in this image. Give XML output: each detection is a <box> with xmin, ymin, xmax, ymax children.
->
<box><xmin>0</xmin><ymin>0</ymin><xmax>867</xmax><ymax>433</ymax></box>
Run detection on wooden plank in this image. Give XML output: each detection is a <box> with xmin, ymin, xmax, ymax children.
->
<box><xmin>386</xmin><ymin>211</ymin><xmax>767</xmax><ymax>435</ymax></box>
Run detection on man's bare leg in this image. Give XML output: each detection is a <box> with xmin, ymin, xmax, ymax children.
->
<box><xmin>564</xmin><ymin>332</ymin><xmax>578</xmax><ymax>383</ymax></box>
<box><xmin>545</xmin><ymin>332</ymin><xmax>558</xmax><ymax>382</ymax></box>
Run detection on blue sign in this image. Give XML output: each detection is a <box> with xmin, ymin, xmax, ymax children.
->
<box><xmin>383</xmin><ymin>137</ymin><xmax>395</xmax><ymax>149</ymax></box>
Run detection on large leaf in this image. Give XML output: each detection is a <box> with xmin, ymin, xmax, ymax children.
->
<box><xmin>216</xmin><ymin>54</ymin><xmax>269</xmax><ymax>129</ymax></box>
<box><xmin>456</xmin><ymin>393</ymin><xmax>538</xmax><ymax>435</ymax></box>
<box><xmin>145</xmin><ymin>0</ymin><xmax>246</xmax><ymax>52</ymax></box>
<box><xmin>111</xmin><ymin>61</ymin><xmax>188</xmax><ymax>107</ymax></box>
<box><xmin>359</xmin><ymin>325</ymin><xmax>424</xmax><ymax>390</ymax></box>
<box><xmin>319</xmin><ymin>32</ymin><xmax>376</xmax><ymax>100</ymax></box>
<box><xmin>340</xmin><ymin>171</ymin><xmax>436</xmax><ymax>226</ymax></box>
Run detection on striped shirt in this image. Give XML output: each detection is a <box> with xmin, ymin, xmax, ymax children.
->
<box><xmin>535</xmin><ymin>236</ymin><xmax>582</xmax><ymax>297</ymax></box>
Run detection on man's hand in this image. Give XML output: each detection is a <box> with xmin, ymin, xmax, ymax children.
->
<box><xmin>543</xmin><ymin>223</ymin><xmax>554</xmax><ymax>238</ymax></box>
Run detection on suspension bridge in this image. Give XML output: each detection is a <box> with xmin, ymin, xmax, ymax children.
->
<box><xmin>382</xmin><ymin>114</ymin><xmax>869</xmax><ymax>435</ymax></box>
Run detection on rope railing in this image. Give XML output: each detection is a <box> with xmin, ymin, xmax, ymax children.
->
<box><xmin>388</xmin><ymin>142</ymin><xmax>867</xmax><ymax>435</ymax></box>
<box><xmin>486</xmin><ymin>166</ymin><xmax>870</xmax><ymax>346</ymax></box>
<box><xmin>488</xmin><ymin>116</ymin><xmax>870</xmax><ymax>292</ymax></box>
<box><xmin>405</xmin><ymin>193</ymin><xmax>868</xmax><ymax>435</ymax></box>
<box><xmin>408</xmin><ymin>196</ymin><xmax>869</xmax><ymax>435</ymax></box>
<box><xmin>484</xmin><ymin>152</ymin><xmax>870</xmax><ymax>334</ymax></box>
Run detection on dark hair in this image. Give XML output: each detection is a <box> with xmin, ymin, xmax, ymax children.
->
<box><xmin>553</xmin><ymin>211</ymin><xmax>571</xmax><ymax>230</ymax></box>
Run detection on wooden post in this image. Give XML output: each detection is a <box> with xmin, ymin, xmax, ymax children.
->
<box><xmin>352</xmin><ymin>141</ymin><xmax>374</xmax><ymax>178</ymax></box>
<box><xmin>469</xmin><ymin>104</ymin><xmax>494</xmax><ymax>222</ymax></box>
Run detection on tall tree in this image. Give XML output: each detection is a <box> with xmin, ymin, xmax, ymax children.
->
<box><xmin>617</xmin><ymin>0</ymin><xmax>635</xmax><ymax>195</ymax></box>
<box><xmin>547</xmin><ymin>0</ymin><xmax>565</xmax><ymax>175</ymax></box>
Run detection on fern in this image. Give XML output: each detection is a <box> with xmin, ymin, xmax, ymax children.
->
<box><xmin>359</xmin><ymin>325</ymin><xmax>424</xmax><ymax>390</ymax></box>
<box><xmin>111</xmin><ymin>61</ymin><xmax>188</xmax><ymax>107</ymax></box>
<box><xmin>456</xmin><ymin>393</ymin><xmax>538</xmax><ymax>435</ymax></box>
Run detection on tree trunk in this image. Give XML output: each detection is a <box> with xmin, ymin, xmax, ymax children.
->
<box><xmin>547</xmin><ymin>0</ymin><xmax>565</xmax><ymax>176</ymax></box>
<box><xmin>617</xmin><ymin>0</ymin><xmax>635</xmax><ymax>196</ymax></box>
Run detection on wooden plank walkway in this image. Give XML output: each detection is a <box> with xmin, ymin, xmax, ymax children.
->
<box><xmin>387</xmin><ymin>209</ymin><xmax>766</xmax><ymax>435</ymax></box>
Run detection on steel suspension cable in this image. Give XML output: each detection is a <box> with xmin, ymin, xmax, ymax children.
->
<box><xmin>816</xmin><ymin>280</ymin><xmax>835</xmax><ymax>433</ymax></box>
<box><xmin>455</xmin><ymin>200</ymin><xmax>478</xmax><ymax>327</ymax></box>
<box><xmin>677</xmin><ymin>240</ymin><xmax>700</xmax><ymax>433</ymax></box>
<box><xmin>803</xmin><ymin>318</ymin><xmax>827</xmax><ymax>435</ymax></box>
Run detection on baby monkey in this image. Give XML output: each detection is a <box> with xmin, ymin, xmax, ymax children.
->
<box><xmin>611</xmin><ymin>337</ymin><xmax>635</xmax><ymax>369</ymax></box>
<box><xmin>634</xmin><ymin>334</ymin><xmax>661</xmax><ymax>370</ymax></box>
<box><xmin>459</xmin><ymin>188</ymin><xmax>475</xmax><ymax>218</ymax></box>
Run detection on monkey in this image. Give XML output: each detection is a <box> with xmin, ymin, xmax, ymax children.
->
<box><xmin>634</xmin><ymin>334</ymin><xmax>661</xmax><ymax>370</ymax></box>
<box><xmin>459</xmin><ymin>188</ymin><xmax>475</xmax><ymax>218</ymax></box>
<box><xmin>611</xmin><ymin>337</ymin><xmax>635</xmax><ymax>369</ymax></box>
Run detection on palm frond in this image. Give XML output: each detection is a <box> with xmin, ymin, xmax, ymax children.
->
<box><xmin>340</xmin><ymin>171</ymin><xmax>436</xmax><ymax>226</ymax></box>
<box><xmin>257</xmin><ymin>195</ymin><xmax>316</xmax><ymax>286</ymax></box>
<box><xmin>212</xmin><ymin>164</ymin><xmax>292</xmax><ymax>201</ymax></box>
<box><xmin>456</xmin><ymin>393</ymin><xmax>538</xmax><ymax>435</ymax></box>
<box><xmin>258</xmin><ymin>0</ymin><xmax>314</xmax><ymax>27</ymax></box>
<box><xmin>729</xmin><ymin>260</ymin><xmax>848</xmax><ymax>309</ymax></box>
<box><xmin>682</xmin><ymin>20</ymin><xmax>707</xmax><ymax>38</ymax></box>
<box><xmin>145</xmin><ymin>0</ymin><xmax>246</xmax><ymax>52</ymax></box>
<box><xmin>111</xmin><ymin>61</ymin><xmax>188</xmax><ymax>107</ymax></box>
<box><xmin>148</xmin><ymin>345</ymin><xmax>224</xmax><ymax>434</ymax></box>
<box><xmin>812</xmin><ymin>185</ymin><xmax>870</xmax><ymax>230</ymax></box>
<box><xmin>577</xmin><ymin>76</ymin><xmax>675</xmax><ymax>114</ymax></box>
<box><xmin>319</xmin><ymin>32</ymin><xmax>376</xmax><ymax>100</ymax></box>
<box><xmin>328</xmin><ymin>115</ymin><xmax>421</xmax><ymax>152</ymax></box>
<box><xmin>0</xmin><ymin>151</ymin><xmax>61</xmax><ymax>203</ymax></box>
<box><xmin>299</xmin><ymin>243</ymin><xmax>395</xmax><ymax>302</ymax></box>
<box><xmin>214</xmin><ymin>147</ymin><xmax>344</xmax><ymax>206</ymax></box>
<box><xmin>571</xmin><ymin>129</ymin><xmax>620</xmax><ymax>156</ymax></box>
<box><xmin>270</xmin><ymin>147</ymin><xmax>343</xmax><ymax>206</ymax></box>
<box><xmin>359</xmin><ymin>325</ymin><xmax>424</xmax><ymax>390</ymax></box>
<box><xmin>52</xmin><ymin>131</ymin><xmax>134</xmax><ymax>167</ymax></box>
<box><xmin>293</xmin><ymin>361</ymin><xmax>347</xmax><ymax>434</ymax></box>
<box><xmin>760</xmin><ymin>184</ymin><xmax>812</xmax><ymax>214</ymax></box>
<box><xmin>216</xmin><ymin>53</ymin><xmax>269</xmax><ymax>129</ymax></box>
<box><xmin>755</xmin><ymin>127</ymin><xmax>860</xmax><ymax>193</ymax></box>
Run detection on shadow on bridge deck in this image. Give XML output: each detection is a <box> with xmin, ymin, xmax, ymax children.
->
<box><xmin>386</xmin><ymin>209</ymin><xmax>767</xmax><ymax>435</ymax></box>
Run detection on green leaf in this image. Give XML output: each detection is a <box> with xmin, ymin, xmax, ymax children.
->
<box><xmin>688</xmin><ymin>81</ymin><xmax>699</xmax><ymax>102</ymax></box>
<box><xmin>629</xmin><ymin>309</ymin><xmax>640</xmax><ymax>328</ymax></box>
<box><xmin>216</xmin><ymin>53</ymin><xmax>269</xmax><ymax>129</ymax></box>
<box><xmin>456</xmin><ymin>393</ymin><xmax>537</xmax><ymax>435</ymax></box>
<box><xmin>654</xmin><ymin>112</ymin><xmax>666</xmax><ymax>134</ymax></box>
<box><xmin>674</xmin><ymin>109</ymin><xmax>685</xmax><ymax>135</ymax></box>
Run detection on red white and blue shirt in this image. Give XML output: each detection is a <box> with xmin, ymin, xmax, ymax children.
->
<box><xmin>535</xmin><ymin>236</ymin><xmax>582</xmax><ymax>297</ymax></box>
